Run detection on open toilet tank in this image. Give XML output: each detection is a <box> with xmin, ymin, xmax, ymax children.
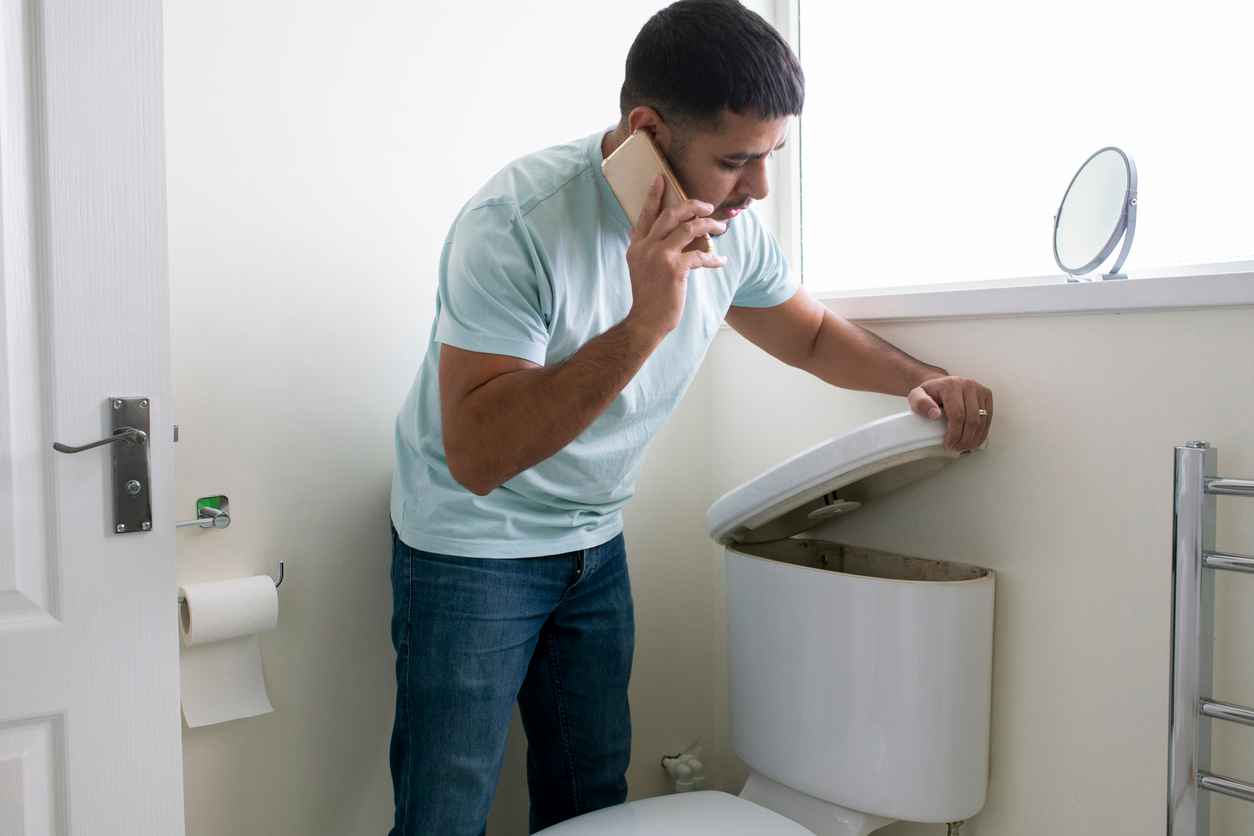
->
<box><xmin>534</xmin><ymin>412</ymin><xmax>995</xmax><ymax>836</ymax></box>
<box><xmin>709</xmin><ymin>411</ymin><xmax>995</xmax><ymax>830</ymax></box>
<box><xmin>725</xmin><ymin>540</ymin><xmax>993</xmax><ymax>825</ymax></box>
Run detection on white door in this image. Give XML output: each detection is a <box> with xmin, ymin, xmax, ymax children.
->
<box><xmin>0</xmin><ymin>1</ymin><xmax>184</xmax><ymax>834</ymax></box>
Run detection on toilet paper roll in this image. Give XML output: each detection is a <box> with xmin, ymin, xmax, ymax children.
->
<box><xmin>180</xmin><ymin>575</ymin><xmax>278</xmax><ymax>646</ymax></box>
<box><xmin>178</xmin><ymin>575</ymin><xmax>278</xmax><ymax>728</ymax></box>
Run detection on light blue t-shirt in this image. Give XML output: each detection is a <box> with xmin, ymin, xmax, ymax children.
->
<box><xmin>391</xmin><ymin>128</ymin><xmax>798</xmax><ymax>558</ymax></box>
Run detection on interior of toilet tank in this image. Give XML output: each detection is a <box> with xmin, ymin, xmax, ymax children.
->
<box><xmin>734</xmin><ymin>538</ymin><xmax>989</xmax><ymax>582</ymax></box>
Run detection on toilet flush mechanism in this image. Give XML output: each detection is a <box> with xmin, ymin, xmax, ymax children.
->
<box><xmin>805</xmin><ymin>497</ymin><xmax>861</xmax><ymax>523</ymax></box>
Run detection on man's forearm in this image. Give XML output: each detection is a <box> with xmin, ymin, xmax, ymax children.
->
<box><xmin>802</xmin><ymin>310</ymin><xmax>946</xmax><ymax>396</ymax></box>
<box><xmin>444</xmin><ymin>319</ymin><xmax>662</xmax><ymax>495</ymax></box>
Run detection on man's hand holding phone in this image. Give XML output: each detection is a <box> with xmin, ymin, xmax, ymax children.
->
<box><xmin>624</xmin><ymin>174</ymin><xmax>728</xmax><ymax>340</ymax></box>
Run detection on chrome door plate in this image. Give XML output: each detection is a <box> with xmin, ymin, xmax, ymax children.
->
<box><xmin>111</xmin><ymin>397</ymin><xmax>152</xmax><ymax>534</ymax></box>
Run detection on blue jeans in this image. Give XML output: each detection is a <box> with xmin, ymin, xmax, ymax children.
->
<box><xmin>388</xmin><ymin>525</ymin><xmax>634</xmax><ymax>835</ymax></box>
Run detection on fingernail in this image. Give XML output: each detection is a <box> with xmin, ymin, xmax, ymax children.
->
<box><xmin>929</xmin><ymin>408</ymin><xmax>941</xmax><ymax>418</ymax></box>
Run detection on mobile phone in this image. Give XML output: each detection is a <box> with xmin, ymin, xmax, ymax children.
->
<box><xmin>601</xmin><ymin>130</ymin><xmax>713</xmax><ymax>254</ymax></box>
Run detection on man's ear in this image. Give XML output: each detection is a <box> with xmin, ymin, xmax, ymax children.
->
<box><xmin>626</xmin><ymin>106</ymin><xmax>674</xmax><ymax>153</ymax></box>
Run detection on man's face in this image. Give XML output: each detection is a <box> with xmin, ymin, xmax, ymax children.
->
<box><xmin>666</xmin><ymin>110</ymin><xmax>790</xmax><ymax>232</ymax></box>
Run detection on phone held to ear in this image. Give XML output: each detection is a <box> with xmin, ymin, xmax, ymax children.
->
<box><xmin>601</xmin><ymin>130</ymin><xmax>714</xmax><ymax>254</ymax></box>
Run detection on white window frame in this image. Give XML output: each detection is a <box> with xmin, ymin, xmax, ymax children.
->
<box><xmin>769</xmin><ymin>0</ymin><xmax>1254</xmax><ymax>321</ymax></box>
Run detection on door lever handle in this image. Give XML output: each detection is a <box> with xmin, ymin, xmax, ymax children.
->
<box><xmin>53</xmin><ymin>427</ymin><xmax>147</xmax><ymax>454</ymax></box>
<box><xmin>54</xmin><ymin>398</ymin><xmax>152</xmax><ymax>533</ymax></box>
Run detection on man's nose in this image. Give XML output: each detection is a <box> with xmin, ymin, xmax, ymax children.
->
<box><xmin>740</xmin><ymin>158</ymin><xmax>769</xmax><ymax>201</ymax></box>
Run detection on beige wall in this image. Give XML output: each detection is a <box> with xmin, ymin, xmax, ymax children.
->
<box><xmin>703</xmin><ymin>304</ymin><xmax>1254</xmax><ymax>835</ymax></box>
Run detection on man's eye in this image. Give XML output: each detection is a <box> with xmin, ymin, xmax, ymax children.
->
<box><xmin>719</xmin><ymin>160</ymin><xmax>745</xmax><ymax>171</ymax></box>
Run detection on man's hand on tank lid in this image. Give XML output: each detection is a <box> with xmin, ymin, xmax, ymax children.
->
<box><xmin>907</xmin><ymin>376</ymin><xmax>994</xmax><ymax>452</ymax></box>
<box><xmin>622</xmin><ymin>174</ymin><xmax>728</xmax><ymax>341</ymax></box>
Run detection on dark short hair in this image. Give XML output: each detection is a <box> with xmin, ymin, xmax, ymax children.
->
<box><xmin>619</xmin><ymin>0</ymin><xmax>804</xmax><ymax>129</ymax></box>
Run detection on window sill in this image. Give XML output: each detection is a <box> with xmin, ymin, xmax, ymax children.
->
<box><xmin>806</xmin><ymin>261</ymin><xmax>1254</xmax><ymax>323</ymax></box>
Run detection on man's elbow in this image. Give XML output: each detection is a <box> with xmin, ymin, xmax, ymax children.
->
<box><xmin>444</xmin><ymin>446</ymin><xmax>499</xmax><ymax>497</ymax></box>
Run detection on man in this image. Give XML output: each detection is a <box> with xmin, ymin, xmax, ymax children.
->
<box><xmin>388</xmin><ymin>1</ymin><xmax>994</xmax><ymax>834</ymax></box>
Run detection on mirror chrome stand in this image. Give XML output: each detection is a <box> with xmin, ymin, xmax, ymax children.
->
<box><xmin>1100</xmin><ymin>185</ymin><xmax>1138</xmax><ymax>280</ymax></box>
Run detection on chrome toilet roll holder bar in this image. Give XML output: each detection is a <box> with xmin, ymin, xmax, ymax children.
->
<box><xmin>177</xmin><ymin>561</ymin><xmax>284</xmax><ymax>604</ymax></box>
<box><xmin>177</xmin><ymin>494</ymin><xmax>233</xmax><ymax>529</ymax></box>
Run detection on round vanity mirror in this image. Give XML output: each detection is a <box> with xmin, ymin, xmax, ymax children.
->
<box><xmin>1053</xmin><ymin>147</ymin><xmax>1137</xmax><ymax>280</ymax></box>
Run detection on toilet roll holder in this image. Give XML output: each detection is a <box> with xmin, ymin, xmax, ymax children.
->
<box><xmin>177</xmin><ymin>561</ymin><xmax>284</xmax><ymax>604</ymax></box>
<box><xmin>175</xmin><ymin>494</ymin><xmax>284</xmax><ymax>601</ymax></box>
<box><xmin>177</xmin><ymin>494</ymin><xmax>232</xmax><ymax>530</ymax></box>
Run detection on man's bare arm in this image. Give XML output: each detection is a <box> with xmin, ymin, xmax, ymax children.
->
<box><xmin>725</xmin><ymin>287</ymin><xmax>993</xmax><ymax>450</ymax></box>
<box><xmin>442</xmin><ymin>179</ymin><xmax>727</xmax><ymax>495</ymax></box>
<box><xmin>440</xmin><ymin>323</ymin><xmax>659</xmax><ymax>495</ymax></box>
<box><xmin>725</xmin><ymin>288</ymin><xmax>945</xmax><ymax>395</ymax></box>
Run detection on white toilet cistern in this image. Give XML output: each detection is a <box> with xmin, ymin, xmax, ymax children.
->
<box><xmin>707</xmin><ymin>411</ymin><xmax>995</xmax><ymax>836</ymax></box>
<box><xmin>534</xmin><ymin>412</ymin><xmax>994</xmax><ymax>836</ymax></box>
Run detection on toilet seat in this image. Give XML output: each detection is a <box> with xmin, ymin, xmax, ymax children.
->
<box><xmin>532</xmin><ymin>790</ymin><xmax>814</xmax><ymax>835</ymax></box>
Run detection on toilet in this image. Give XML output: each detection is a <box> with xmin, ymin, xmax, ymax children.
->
<box><xmin>537</xmin><ymin>411</ymin><xmax>995</xmax><ymax>836</ymax></box>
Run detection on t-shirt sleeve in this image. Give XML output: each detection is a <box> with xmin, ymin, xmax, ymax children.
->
<box><xmin>730</xmin><ymin>209</ymin><xmax>801</xmax><ymax>309</ymax></box>
<box><xmin>434</xmin><ymin>201</ymin><xmax>551</xmax><ymax>365</ymax></box>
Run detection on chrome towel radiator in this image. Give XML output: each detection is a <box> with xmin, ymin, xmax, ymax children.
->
<box><xmin>1169</xmin><ymin>440</ymin><xmax>1254</xmax><ymax>835</ymax></box>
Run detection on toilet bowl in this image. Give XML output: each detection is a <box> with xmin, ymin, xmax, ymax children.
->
<box><xmin>536</xmin><ymin>412</ymin><xmax>995</xmax><ymax>836</ymax></box>
<box><xmin>533</xmin><ymin>787</ymin><xmax>888</xmax><ymax>836</ymax></box>
<box><xmin>534</xmin><ymin>789</ymin><xmax>813</xmax><ymax>835</ymax></box>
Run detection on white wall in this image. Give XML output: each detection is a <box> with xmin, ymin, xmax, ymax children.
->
<box><xmin>704</xmin><ymin>304</ymin><xmax>1254</xmax><ymax>835</ymax></box>
<box><xmin>164</xmin><ymin>1</ymin><xmax>757</xmax><ymax>833</ymax></box>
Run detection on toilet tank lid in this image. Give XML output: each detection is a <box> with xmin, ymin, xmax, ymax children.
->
<box><xmin>532</xmin><ymin>790</ymin><xmax>813</xmax><ymax>836</ymax></box>
<box><xmin>707</xmin><ymin>411</ymin><xmax>974</xmax><ymax>545</ymax></box>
